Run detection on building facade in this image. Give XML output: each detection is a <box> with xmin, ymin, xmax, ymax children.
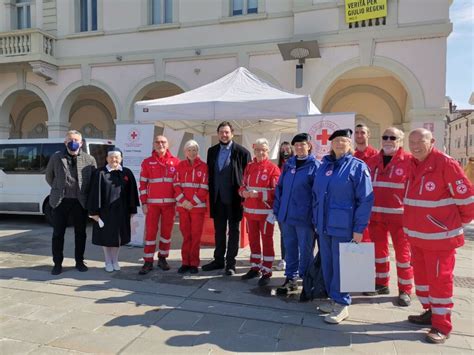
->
<box><xmin>445</xmin><ymin>95</ymin><xmax>474</xmax><ymax>166</ymax></box>
<box><xmin>0</xmin><ymin>0</ymin><xmax>453</xmax><ymax>150</ymax></box>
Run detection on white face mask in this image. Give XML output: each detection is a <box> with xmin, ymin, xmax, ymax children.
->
<box><xmin>382</xmin><ymin>146</ymin><xmax>397</xmax><ymax>155</ymax></box>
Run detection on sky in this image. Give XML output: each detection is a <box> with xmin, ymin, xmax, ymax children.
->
<box><xmin>447</xmin><ymin>0</ymin><xmax>473</xmax><ymax>109</ymax></box>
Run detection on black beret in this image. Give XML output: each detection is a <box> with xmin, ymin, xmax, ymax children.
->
<box><xmin>107</xmin><ymin>146</ymin><xmax>123</xmax><ymax>156</ymax></box>
<box><xmin>328</xmin><ymin>129</ymin><xmax>353</xmax><ymax>141</ymax></box>
<box><xmin>291</xmin><ymin>133</ymin><xmax>311</xmax><ymax>145</ymax></box>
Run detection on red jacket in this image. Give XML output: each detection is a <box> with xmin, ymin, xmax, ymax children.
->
<box><xmin>239</xmin><ymin>158</ymin><xmax>280</xmax><ymax>221</ymax></box>
<box><xmin>403</xmin><ymin>148</ymin><xmax>474</xmax><ymax>251</ymax></box>
<box><xmin>173</xmin><ymin>157</ymin><xmax>209</xmax><ymax>213</ymax></box>
<box><xmin>355</xmin><ymin>145</ymin><xmax>378</xmax><ymax>163</ymax></box>
<box><xmin>139</xmin><ymin>150</ymin><xmax>180</xmax><ymax>205</ymax></box>
<box><xmin>367</xmin><ymin>148</ymin><xmax>411</xmax><ymax>224</ymax></box>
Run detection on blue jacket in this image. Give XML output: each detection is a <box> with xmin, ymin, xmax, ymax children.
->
<box><xmin>312</xmin><ymin>153</ymin><xmax>373</xmax><ymax>237</ymax></box>
<box><xmin>273</xmin><ymin>155</ymin><xmax>320</xmax><ymax>227</ymax></box>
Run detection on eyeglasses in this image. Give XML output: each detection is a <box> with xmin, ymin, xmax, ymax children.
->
<box><xmin>382</xmin><ymin>135</ymin><xmax>398</xmax><ymax>141</ymax></box>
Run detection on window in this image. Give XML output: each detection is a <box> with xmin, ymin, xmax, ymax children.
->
<box><xmin>0</xmin><ymin>144</ymin><xmax>41</xmax><ymax>172</ymax></box>
<box><xmin>80</xmin><ymin>0</ymin><xmax>98</xmax><ymax>32</ymax></box>
<box><xmin>232</xmin><ymin>0</ymin><xmax>258</xmax><ymax>16</ymax></box>
<box><xmin>470</xmin><ymin>134</ymin><xmax>473</xmax><ymax>147</ymax></box>
<box><xmin>16</xmin><ymin>0</ymin><xmax>31</xmax><ymax>29</ymax></box>
<box><xmin>151</xmin><ymin>0</ymin><xmax>173</xmax><ymax>25</ymax></box>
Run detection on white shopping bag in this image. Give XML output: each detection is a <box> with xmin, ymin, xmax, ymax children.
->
<box><xmin>340</xmin><ymin>242</ymin><xmax>375</xmax><ymax>292</ymax></box>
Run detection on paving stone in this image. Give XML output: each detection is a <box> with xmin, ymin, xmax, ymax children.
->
<box><xmin>150</xmin><ymin>309</ymin><xmax>204</xmax><ymax>332</ymax></box>
<box><xmin>29</xmin><ymin>345</ymin><xmax>89</xmax><ymax>354</ymax></box>
<box><xmin>23</xmin><ymin>306</ymin><xmax>71</xmax><ymax>323</ymax></box>
<box><xmin>0</xmin><ymin>339</ymin><xmax>40</xmax><ymax>354</ymax></box>
<box><xmin>192</xmin><ymin>313</ymin><xmax>246</xmax><ymax>333</ymax></box>
<box><xmin>0</xmin><ymin>318</ymin><xmax>68</xmax><ymax>344</ymax></box>
<box><xmin>49</xmin><ymin>329</ymin><xmax>133</xmax><ymax>354</ymax></box>
<box><xmin>0</xmin><ymin>301</ymin><xmax>43</xmax><ymax>318</ymax></box>
<box><xmin>350</xmin><ymin>334</ymin><xmax>398</xmax><ymax>354</ymax></box>
<box><xmin>121</xmin><ymin>334</ymin><xmax>214</xmax><ymax>354</ymax></box>
<box><xmin>54</xmin><ymin>310</ymin><xmax>115</xmax><ymax>331</ymax></box>
<box><xmin>238</xmin><ymin>319</ymin><xmax>283</xmax><ymax>339</ymax></box>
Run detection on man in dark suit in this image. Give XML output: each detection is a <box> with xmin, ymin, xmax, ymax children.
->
<box><xmin>45</xmin><ymin>130</ymin><xmax>97</xmax><ymax>275</ymax></box>
<box><xmin>202</xmin><ymin>121</ymin><xmax>251</xmax><ymax>275</ymax></box>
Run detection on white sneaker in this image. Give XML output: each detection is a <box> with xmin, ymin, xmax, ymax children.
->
<box><xmin>105</xmin><ymin>263</ymin><xmax>114</xmax><ymax>272</ymax></box>
<box><xmin>318</xmin><ymin>300</ymin><xmax>334</xmax><ymax>314</ymax></box>
<box><xmin>113</xmin><ymin>262</ymin><xmax>120</xmax><ymax>271</ymax></box>
<box><xmin>276</xmin><ymin>260</ymin><xmax>286</xmax><ymax>271</ymax></box>
<box><xmin>324</xmin><ymin>303</ymin><xmax>349</xmax><ymax>324</ymax></box>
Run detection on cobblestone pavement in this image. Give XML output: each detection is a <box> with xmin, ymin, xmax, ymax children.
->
<box><xmin>0</xmin><ymin>215</ymin><xmax>473</xmax><ymax>354</ymax></box>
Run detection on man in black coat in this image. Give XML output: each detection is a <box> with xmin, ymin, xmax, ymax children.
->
<box><xmin>202</xmin><ymin>121</ymin><xmax>251</xmax><ymax>275</ymax></box>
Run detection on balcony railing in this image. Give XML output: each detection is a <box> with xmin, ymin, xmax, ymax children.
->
<box><xmin>0</xmin><ymin>29</ymin><xmax>56</xmax><ymax>64</ymax></box>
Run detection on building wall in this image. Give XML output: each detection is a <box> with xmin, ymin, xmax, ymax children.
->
<box><xmin>0</xmin><ymin>0</ymin><xmax>453</xmax><ymax>149</ymax></box>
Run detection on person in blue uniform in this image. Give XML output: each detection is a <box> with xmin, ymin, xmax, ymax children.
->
<box><xmin>312</xmin><ymin>129</ymin><xmax>373</xmax><ymax>324</ymax></box>
<box><xmin>273</xmin><ymin>133</ymin><xmax>320</xmax><ymax>294</ymax></box>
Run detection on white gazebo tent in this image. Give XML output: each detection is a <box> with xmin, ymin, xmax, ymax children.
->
<box><xmin>134</xmin><ymin>67</ymin><xmax>320</xmax><ymax>157</ymax></box>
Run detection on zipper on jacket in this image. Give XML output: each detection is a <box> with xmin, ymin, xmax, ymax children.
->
<box><xmin>436</xmin><ymin>258</ymin><xmax>440</xmax><ymax>278</ymax></box>
<box><xmin>404</xmin><ymin>180</ymin><xmax>410</xmax><ymax>199</ymax></box>
<box><xmin>419</xmin><ymin>176</ymin><xmax>425</xmax><ymax>195</ymax></box>
<box><xmin>389</xmin><ymin>166</ymin><xmax>394</xmax><ymax>178</ymax></box>
<box><xmin>447</xmin><ymin>182</ymin><xmax>454</xmax><ymax>196</ymax></box>
<box><xmin>427</xmin><ymin>214</ymin><xmax>448</xmax><ymax>231</ymax></box>
<box><xmin>374</xmin><ymin>168</ymin><xmax>379</xmax><ymax>183</ymax></box>
<box><xmin>393</xmin><ymin>194</ymin><xmax>403</xmax><ymax>205</ymax></box>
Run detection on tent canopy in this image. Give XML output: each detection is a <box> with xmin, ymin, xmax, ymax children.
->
<box><xmin>134</xmin><ymin>67</ymin><xmax>320</xmax><ymax>135</ymax></box>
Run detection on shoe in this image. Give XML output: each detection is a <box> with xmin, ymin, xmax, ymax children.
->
<box><xmin>408</xmin><ymin>309</ymin><xmax>432</xmax><ymax>325</ymax></box>
<box><xmin>157</xmin><ymin>257</ymin><xmax>170</xmax><ymax>271</ymax></box>
<box><xmin>258</xmin><ymin>275</ymin><xmax>271</xmax><ymax>286</ymax></box>
<box><xmin>241</xmin><ymin>269</ymin><xmax>260</xmax><ymax>280</ymax></box>
<box><xmin>225</xmin><ymin>267</ymin><xmax>236</xmax><ymax>276</ymax></box>
<box><xmin>398</xmin><ymin>291</ymin><xmax>411</xmax><ymax>307</ymax></box>
<box><xmin>178</xmin><ymin>265</ymin><xmax>190</xmax><ymax>274</ymax></box>
<box><xmin>138</xmin><ymin>261</ymin><xmax>154</xmax><ymax>275</ymax></box>
<box><xmin>189</xmin><ymin>266</ymin><xmax>199</xmax><ymax>274</ymax></box>
<box><xmin>318</xmin><ymin>300</ymin><xmax>334</xmax><ymax>314</ymax></box>
<box><xmin>425</xmin><ymin>328</ymin><xmax>449</xmax><ymax>344</ymax></box>
<box><xmin>201</xmin><ymin>261</ymin><xmax>225</xmax><ymax>272</ymax></box>
<box><xmin>275</xmin><ymin>260</ymin><xmax>286</xmax><ymax>271</ymax></box>
<box><xmin>276</xmin><ymin>278</ymin><xmax>298</xmax><ymax>295</ymax></box>
<box><xmin>113</xmin><ymin>262</ymin><xmax>120</xmax><ymax>271</ymax></box>
<box><xmin>105</xmin><ymin>263</ymin><xmax>114</xmax><ymax>273</ymax></box>
<box><xmin>324</xmin><ymin>303</ymin><xmax>349</xmax><ymax>324</ymax></box>
<box><xmin>51</xmin><ymin>265</ymin><xmax>62</xmax><ymax>275</ymax></box>
<box><xmin>75</xmin><ymin>262</ymin><xmax>88</xmax><ymax>272</ymax></box>
<box><xmin>363</xmin><ymin>284</ymin><xmax>390</xmax><ymax>296</ymax></box>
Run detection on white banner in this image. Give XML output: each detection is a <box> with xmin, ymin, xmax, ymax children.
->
<box><xmin>298</xmin><ymin>113</ymin><xmax>356</xmax><ymax>160</ymax></box>
<box><xmin>115</xmin><ymin>124</ymin><xmax>154</xmax><ymax>246</ymax></box>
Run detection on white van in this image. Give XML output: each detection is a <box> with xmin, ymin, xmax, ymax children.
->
<box><xmin>0</xmin><ymin>138</ymin><xmax>114</xmax><ymax>224</ymax></box>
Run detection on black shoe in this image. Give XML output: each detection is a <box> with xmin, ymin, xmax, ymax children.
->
<box><xmin>276</xmin><ymin>278</ymin><xmax>298</xmax><ymax>295</ymax></box>
<box><xmin>241</xmin><ymin>269</ymin><xmax>260</xmax><ymax>280</ymax></box>
<box><xmin>189</xmin><ymin>266</ymin><xmax>199</xmax><ymax>274</ymax></box>
<box><xmin>51</xmin><ymin>265</ymin><xmax>62</xmax><ymax>275</ymax></box>
<box><xmin>75</xmin><ymin>262</ymin><xmax>88</xmax><ymax>272</ymax></box>
<box><xmin>408</xmin><ymin>309</ymin><xmax>432</xmax><ymax>325</ymax></box>
<box><xmin>138</xmin><ymin>261</ymin><xmax>154</xmax><ymax>275</ymax></box>
<box><xmin>178</xmin><ymin>265</ymin><xmax>190</xmax><ymax>274</ymax></box>
<box><xmin>398</xmin><ymin>291</ymin><xmax>411</xmax><ymax>307</ymax></box>
<box><xmin>363</xmin><ymin>284</ymin><xmax>390</xmax><ymax>296</ymax></box>
<box><xmin>225</xmin><ymin>266</ymin><xmax>236</xmax><ymax>276</ymax></box>
<box><xmin>157</xmin><ymin>257</ymin><xmax>170</xmax><ymax>271</ymax></box>
<box><xmin>202</xmin><ymin>261</ymin><xmax>224</xmax><ymax>272</ymax></box>
<box><xmin>258</xmin><ymin>275</ymin><xmax>271</xmax><ymax>287</ymax></box>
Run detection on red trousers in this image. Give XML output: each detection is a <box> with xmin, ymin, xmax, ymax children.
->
<box><xmin>369</xmin><ymin>220</ymin><xmax>413</xmax><ymax>293</ymax></box>
<box><xmin>247</xmin><ymin>219</ymin><xmax>275</xmax><ymax>276</ymax></box>
<box><xmin>412</xmin><ymin>245</ymin><xmax>455</xmax><ymax>335</ymax></box>
<box><xmin>179</xmin><ymin>210</ymin><xmax>205</xmax><ymax>267</ymax></box>
<box><xmin>143</xmin><ymin>204</ymin><xmax>175</xmax><ymax>262</ymax></box>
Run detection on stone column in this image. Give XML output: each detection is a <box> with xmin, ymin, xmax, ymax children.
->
<box><xmin>46</xmin><ymin>121</ymin><xmax>70</xmax><ymax>138</ymax></box>
<box><xmin>406</xmin><ymin>108</ymin><xmax>448</xmax><ymax>151</ymax></box>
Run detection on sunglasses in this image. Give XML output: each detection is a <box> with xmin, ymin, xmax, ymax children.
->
<box><xmin>382</xmin><ymin>135</ymin><xmax>398</xmax><ymax>141</ymax></box>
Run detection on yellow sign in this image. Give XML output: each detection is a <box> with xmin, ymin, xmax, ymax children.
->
<box><xmin>345</xmin><ymin>0</ymin><xmax>387</xmax><ymax>23</ymax></box>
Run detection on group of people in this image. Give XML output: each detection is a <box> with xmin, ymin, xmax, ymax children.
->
<box><xmin>45</xmin><ymin>121</ymin><xmax>474</xmax><ymax>345</ymax></box>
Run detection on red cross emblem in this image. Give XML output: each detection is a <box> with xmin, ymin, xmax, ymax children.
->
<box><xmin>130</xmin><ymin>131</ymin><xmax>138</xmax><ymax>140</ymax></box>
<box><xmin>425</xmin><ymin>181</ymin><xmax>436</xmax><ymax>191</ymax></box>
<box><xmin>456</xmin><ymin>184</ymin><xmax>467</xmax><ymax>194</ymax></box>
<box><xmin>317</xmin><ymin>129</ymin><xmax>331</xmax><ymax>145</ymax></box>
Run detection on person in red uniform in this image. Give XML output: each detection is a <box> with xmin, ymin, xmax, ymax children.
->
<box><xmin>405</xmin><ymin>128</ymin><xmax>474</xmax><ymax>344</ymax></box>
<box><xmin>365</xmin><ymin>127</ymin><xmax>413</xmax><ymax>306</ymax></box>
<box><xmin>138</xmin><ymin>135</ymin><xmax>180</xmax><ymax>274</ymax></box>
<box><xmin>239</xmin><ymin>138</ymin><xmax>280</xmax><ymax>286</ymax></box>
<box><xmin>174</xmin><ymin>140</ymin><xmax>209</xmax><ymax>274</ymax></box>
<box><xmin>354</xmin><ymin>123</ymin><xmax>378</xmax><ymax>242</ymax></box>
